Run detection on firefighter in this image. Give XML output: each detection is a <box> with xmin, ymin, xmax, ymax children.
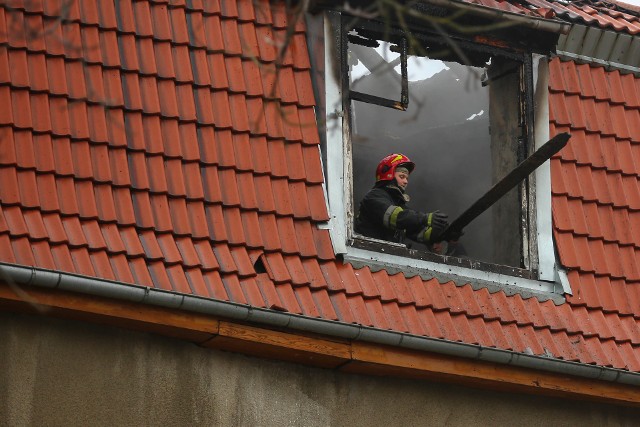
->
<box><xmin>355</xmin><ymin>153</ymin><xmax>462</xmax><ymax>252</ymax></box>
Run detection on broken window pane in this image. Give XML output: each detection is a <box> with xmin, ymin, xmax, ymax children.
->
<box><xmin>351</xmin><ymin>43</ymin><xmax>524</xmax><ymax>267</ymax></box>
<box><xmin>348</xmin><ymin>30</ymin><xmax>408</xmax><ymax>110</ymax></box>
<box><xmin>348</xmin><ymin>34</ymin><xmax>402</xmax><ymax>101</ymax></box>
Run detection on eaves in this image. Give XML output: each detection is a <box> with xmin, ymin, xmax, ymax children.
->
<box><xmin>2</xmin><ymin>262</ymin><xmax>640</xmax><ymax>407</ymax></box>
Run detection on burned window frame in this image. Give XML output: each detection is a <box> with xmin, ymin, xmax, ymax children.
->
<box><xmin>311</xmin><ymin>10</ymin><xmax>571</xmax><ymax>297</ymax></box>
<box><xmin>344</xmin><ymin>15</ymin><xmax>538</xmax><ymax>277</ymax></box>
<box><xmin>346</xmin><ymin>29</ymin><xmax>409</xmax><ymax>111</ymax></box>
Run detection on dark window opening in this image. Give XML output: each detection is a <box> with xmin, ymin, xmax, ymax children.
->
<box><xmin>346</xmin><ymin>21</ymin><xmax>531</xmax><ymax>269</ymax></box>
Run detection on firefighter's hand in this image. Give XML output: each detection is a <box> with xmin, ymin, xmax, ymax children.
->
<box><xmin>425</xmin><ymin>210</ymin><xmax>449</xmax><ymax>236</ymax></box>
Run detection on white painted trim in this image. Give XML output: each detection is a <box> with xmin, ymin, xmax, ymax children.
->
<box><xmin>345</xmin><ymin>247</ymin><xmax>560</xmax><ymax>300</ymax></box>
<box><xmin>532</xmin><ymin>55</ymin><xmax>558</xmax><ymax>283</ymax></box>
<box><xmin>324</xmin><ymin>12</ymin><xmax>348</xmax><ymax>254</ymax></box>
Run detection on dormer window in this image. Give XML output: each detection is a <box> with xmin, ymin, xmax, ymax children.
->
<box><xmin>309</xmin><ymin>10</ymin><xmax>570</xmax><ymax>296</ymax></box>
<box><xmin>348</xmin><ymin>21</ymin><xmax>529</xmax><ymax>270</ymax></box>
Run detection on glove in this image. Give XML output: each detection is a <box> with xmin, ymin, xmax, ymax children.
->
<box><xmin>418</xmin><ymin>210</ymin><xmax>449</xmax><ymax>243</ymax></box>
<box><xmin>426</xmin><ymin>210</ymin><xmax>448</xmax><ymax>231</ymax></box>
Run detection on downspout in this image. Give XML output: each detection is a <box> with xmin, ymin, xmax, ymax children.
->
<box><xmin>2</xmin><ymin>262</ymin><xmax>638</xmax><ymax>386</ymax></box>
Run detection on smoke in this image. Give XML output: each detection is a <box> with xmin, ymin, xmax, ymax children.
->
<box><xmin>351</xmin><ymin>57</ymin><xmax>507</xmax><ymax>264</ymax></box>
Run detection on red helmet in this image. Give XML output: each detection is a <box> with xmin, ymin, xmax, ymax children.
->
<box><xmin>375</xmin><ymin>153</ymin><xmax>415</xmax><ymax>182</ymax></box>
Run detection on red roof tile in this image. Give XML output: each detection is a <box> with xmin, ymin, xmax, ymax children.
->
<box><xmin>202</xmin><ymin>200</ymin><xmax>227</xmax><ymax>239</ymax></box>
<box><xmin>3</xmin><ymin>0</ymin><xmax>640</xmax><ymax>377</ymax></box>
<box><xmin>301</xmin><ymin>258</ymin><xmax>326</xmax><ymax>290</ymax></box>
<box><xmin>168</xmin><ymin>197</ymin><xmax>192</xmax><ymax>236</ymax></box>
<box><xmin>274</xmin><ymin>282</ymin><xmax>303</xmax><ymax>314</ymax></box>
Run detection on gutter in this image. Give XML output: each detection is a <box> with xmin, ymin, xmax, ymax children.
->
<box><xmin>419</xmin><ymin>0</ymin><xmax>571</xmax><ymax>34</ymax></box>
<box><xmin>2</xmin><ymin>262</ymin><xmax>639</xmax><ymax>386</ymax></box>
<box><xmin>314</xmin><ymin>0</ymin><xmax>571</xmax><ymax>34</ymax></box>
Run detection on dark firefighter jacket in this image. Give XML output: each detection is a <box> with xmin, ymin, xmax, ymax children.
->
<box><xmin>354</xmin><ymin>182</ymin><xmax>430</xmax><ymax>244</ymax></box>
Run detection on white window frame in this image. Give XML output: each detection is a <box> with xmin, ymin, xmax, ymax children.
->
<box><xmin>316</xmin><ymin>12</ymin><xmax>572</xmax><ymax>299</ymax></box>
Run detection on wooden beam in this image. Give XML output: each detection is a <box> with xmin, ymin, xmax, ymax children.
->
<box><xmin>0</xmin><ymin>283</ymin><xmax>218</xmax><ymax>343</ymax></box>
<box><xmin>442</xmin><ymin>132</ymin><xmax>571</xmax><ymax>238</ymax></box>
<box><xmin>346</xmin><ymin>341</ymin><xmax>640</xmax><ymax>407</ymax></box>
<box><xmin>203</xmin><ymin>321</ymin><xmax>352</xmax><ymax>369</ymax></box>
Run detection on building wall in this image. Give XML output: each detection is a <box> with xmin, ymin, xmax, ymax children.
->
<box><xmin>2</xmin><ymin>312</ymin><xmax>639</xmax><ymax>426</ymax></box>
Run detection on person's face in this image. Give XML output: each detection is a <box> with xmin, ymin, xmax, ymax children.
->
<box><xmin>394</xmin><ymin>169</ymin><xmax>409</xmax><ymax>189</ymax></box>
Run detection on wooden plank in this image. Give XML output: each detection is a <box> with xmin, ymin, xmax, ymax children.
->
<box><xmin>0</xmin><ymin>283</ymin><xmax>219</xmax><ymax>342</ymax></box>
<box><xmin>347</xmin><ymin>341</ymin><xmax>640</xmax><ymax>407</ymax></box>
<box><xmin>442</xmin><ymin>132</ymin><xmax>571</xmax><ymax>238</ymax></box>
<box><xmin>203</xmin><ymin>321</ymin><xmax>352</xmax><ymax>368</ymax></box>
<box><xmin>350</xmin><ymin>90</ymin><xmax>407</xmax><ymax>110</ymax></box>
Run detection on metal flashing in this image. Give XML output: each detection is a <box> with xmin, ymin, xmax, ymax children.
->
<box><xmin>533</xmin><ymin>54</ymin><xmax>558</xmax><ymax>283</ymax></box>
<box><xmin>557</xmin><ymin>24</ymin><xmax>640</xmax><ymax>75</ymax></box>
<box><xmin>343</xmin><ymin>247</ymin><xmax>565</xmax><ymax>303</ymax></box>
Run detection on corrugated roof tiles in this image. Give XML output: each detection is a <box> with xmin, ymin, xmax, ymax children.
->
<box><xmin>465</xmin><ymin>0</ymin><xmax>640</xmax><ymax>35</ymax></box>
<box><xmin>1</xmin><ymin>0</ymin><xmax>640</xmax><ymax>373</ymax></box>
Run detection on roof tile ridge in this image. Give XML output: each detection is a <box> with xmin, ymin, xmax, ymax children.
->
<box><xmin>540</xmin><ymin>298</ymin><xmax>577</xmax><ymax>334</ymax></box>
<box><xmin>3</xmin><ymin>205</ymin><xmax>42</xmax><ymax>239</ymax></box>
<box><xmin>551</xmin><ymin>2</ymin><xmax>596</xmax><ymax>22</ymax></box>
<box><xmin>556</xmin><ymin>158</ymin><xmax>621</xmax><ymax>202</ymax></box>
<box><xmin>496</xmin><ymin>293</ymin><xmax>582</xmax><ymax>336</ymax></box>
<box><xmin>369</xmin><ymin>270</ymin><xmax>399</xmax><ymax>303</ymax></box>
<box><xmin>586</xmin><ymin>4</ymin><xmax>627</xmax><ymax>27</ymax></box>
<box><xmin>271</xmin><ymin>281</ymin><xmax>305</xmax><ymax>315</ymax></box>
<box><xmin>597</xmin><ymin>276</ymin><xmax>634</xmax><ymax>314</ymax></box>
<box><xmin>471</xmin><ymin>286</ymin><xmax>502</xmax><ymax>321</ymax></box>
<box><xmin>552</xmin><ymin>299</ymin><xmax>590</xmax><ymax>334</ymax></box>
<box><xmin>504</xmin><ymin>293</ymin><xmax>536</xmax><ymax>327</ymax></box>
<box><xmin>594</xmin><ymin>4</ymin><xmax>640</xmax><ymax>33</ymax></box>
<box><xmin>334</xmin><ymin>275</ymin><xmax>485</xmax><ymax>325</ymax></box>
<box><xmin>605</xmin><ymin>4</ymin><xmax>640</xmax><ymax>20</ymax></box>
<box><xmin>279</xmin><ymin>254</ymin><xmax>310</xmax><ymax>286</ymax></box>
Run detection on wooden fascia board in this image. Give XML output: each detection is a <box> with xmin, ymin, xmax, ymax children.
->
<box><xmin>2</xmin><ymin>282</ymin><xmax>639</xmax><ymax>406</ymax></box>
<box><xmin>0</xmin><ymin>282</ymin><xmax>352</xmax><ymax>368</ymax></box>
<box><xmin>346</xmin><ymin>341</ymin><xmax>640</xmax><ymax>407</ymax></box>
<box><xmin>0</xmin><ymin>283</ymin><xmax>219</xmax><ymax>342</ymax></box>
<box><xmin>203</xmin><ymin>322</ymin><xmax>352</xmax><ymax>369</ymax></box>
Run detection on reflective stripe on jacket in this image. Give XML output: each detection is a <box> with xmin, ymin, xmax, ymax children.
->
<box><xmin>354</xmin><ymin>183</ymin><xmax>427</xmax><ymax>244</ymax></box>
